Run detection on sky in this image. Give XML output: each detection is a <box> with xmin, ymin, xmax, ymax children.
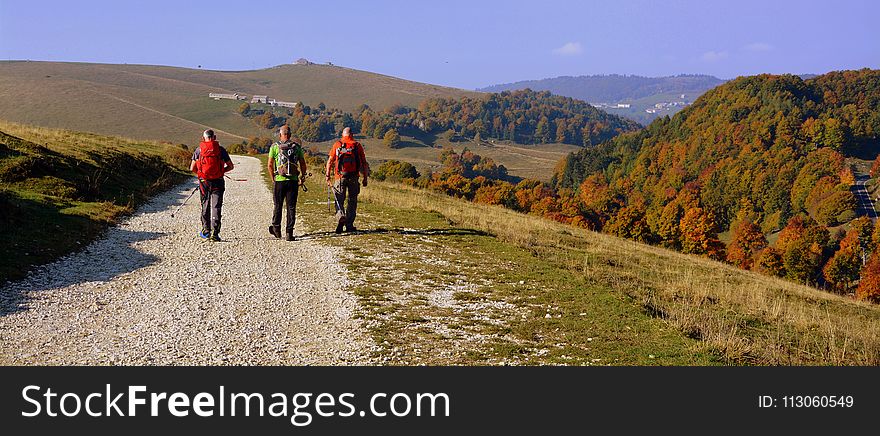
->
<box><xmin>1</xmin><ymin>0</ymin><xmax>878</xmax><ymax>89</ymax></box>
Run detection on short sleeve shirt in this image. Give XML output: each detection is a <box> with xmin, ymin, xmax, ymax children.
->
<box><xmin>269</xmin><ymin>141</ymin><xmax>305</xmax><ymax>182</ymax></box>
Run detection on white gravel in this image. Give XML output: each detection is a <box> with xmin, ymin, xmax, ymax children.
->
<box><xmin>0</xmin><ymin>156</ymin><xmax>376</xmax><ymax>365</ymax></box>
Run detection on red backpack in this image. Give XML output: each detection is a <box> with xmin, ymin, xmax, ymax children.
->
<box><xmin>198</xmin><ymin>140</ymin><xmax>225</xmax><ymax>180</ymax></box>
<box><xmin>336</xmin><ymin>141</ymin><xmax>361</xmax><ymax>178</ymax></box>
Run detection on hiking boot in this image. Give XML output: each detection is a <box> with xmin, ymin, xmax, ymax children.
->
<box><xmin>209</xmin><ymin>233</ymin><xmax>221</xmax><ymax>242</ymax></box>
<box><xmin>335</xmin><ymin>221</ymin><xmax>345</xmax><ymax>234</ymax></box>
<box><xmin>286</xmin><ymin>233</ymin><xmax>295</xmax><ymax>241</ymax></box>
<box><xmin>345</xmin><ymin>225</ymin><xmax>357</xmax><ymax>233</ymax></box>
<box><xmin>199</xmin><ymin>230</ymin><xmax>210</xmax><ymax>240</ymax></box>
<box><xmin>268</xmin><ymin>225</ymin><xmax>281</xmax><ymax>238</ymax></box>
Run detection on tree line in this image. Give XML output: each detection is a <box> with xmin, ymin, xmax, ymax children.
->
<box><xmin>230</xmin><ymin>89</ymin><xmax>641</xmax><ymax>151</ymax></box>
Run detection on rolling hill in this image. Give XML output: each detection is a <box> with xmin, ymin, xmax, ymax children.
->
<box><xmin>0</xmin><ymin>61</ymin><xmax>481</xmax><ymax>146</ymax></box>
<box><xmin>554</xmin><ymin>69</ymin><xmax>880</xmax><ymax>293</ymax></box>
<box><xmin>0</xmin><ymin>61</ymin><xmax>639</xmax><ymax>181</ymax></box>
<box><xmin>479</xmin><ymin>74</ymin><xmax>725</xmax><ymax>124</ymax></box>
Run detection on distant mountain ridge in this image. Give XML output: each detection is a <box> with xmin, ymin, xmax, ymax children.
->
<box><xmin>479</xmin><ymin>74</ymin><xmax>725</xmax><ymax>124</ymax></box>
<box><xmin>479</xmin><ymin>74</ymin><xmax>724</xmax><ymax>102</ymax></box>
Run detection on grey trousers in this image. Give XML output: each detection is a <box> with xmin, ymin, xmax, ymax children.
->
<box><xmin>199</xmin><ymin>179</ymin><xmax>225</xmax><ymax>235</ymax></box>
<box><xmin>333</xmin><ymin>177</ymin><xmax>360</xmax><ymax>227</ymax></box>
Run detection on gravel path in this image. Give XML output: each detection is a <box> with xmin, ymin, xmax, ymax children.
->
<box><xmin>0</xmin><ymin>156</ymin><xmax>376</xmax><ymax>365</ymax></box>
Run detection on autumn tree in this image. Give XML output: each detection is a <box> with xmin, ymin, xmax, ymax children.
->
<box><xmin>371</xmin><ymin>160</ymin><xmax>419</xmax><ymax>182</ymax></box>
<box><xmin>605</xmin><ymin>205</ymin><xmax>653</xmax><ymax>244</ymax></box>
<box><xmin>237</xmin><ymin>102</ymin><xmax>251</xmax><ymax>115</ymax></box>
<box><xmin>679</xmin><ymin>207</ymin><xmax>725</xmax><ymax>260</ymax></box>
<box><xmin>383</xmin><ymin>129</ymin><xmax>401</xmax><ymax>148</ymax></box>
<box><xmin>856</xmin><ymin>253</ymin><xmax>880</xmax><ymax>303</ymax></box>
<box><xmin>755</xmin><ymin>247</ymin><xmax>785</xmax><ymax>277</ymax></box>
<box><xmin>726</xmin><ymin>219</ymin><xmax>767</xmax><ymax>269</ymax></box>
<box><xmin>823</xmin><ymin>229</ymin><xmax>862</xmax><ymax>292</ymax></box>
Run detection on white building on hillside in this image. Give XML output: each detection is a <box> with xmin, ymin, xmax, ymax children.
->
<box><xmin>275</xmin><ymin>101</ymin><xmax>298</xmax><ymax>108</ymax></box>
<box><xmin>209</xmin><ymin>92</ymin><xmax>246</xmax><ymax>100</ymax></box>
<box><xmin>251</xmin><ymin>95</ymin><xmax>269</xmax><ymax>104</ymax></box>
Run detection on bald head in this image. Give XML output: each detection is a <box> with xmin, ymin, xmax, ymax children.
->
<box><xmin>342</xmin><ymin>127</ymin><xmax>351</xmax><ymax>138</ymax></box>
<box><xmin>279</xmin><ymin>125</ymin><xmax>291</xmax><ymax>140</ymax></box>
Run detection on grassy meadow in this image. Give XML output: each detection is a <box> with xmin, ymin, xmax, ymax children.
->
<box><xmin>257</xmin><ymin>157</ymin><xmax>880</xmax><ymax>365</ymax></box>
<box><xmin>0</xmin><ymin>61</ymin><xmax>480</xmax><ymax>146</ymax></box>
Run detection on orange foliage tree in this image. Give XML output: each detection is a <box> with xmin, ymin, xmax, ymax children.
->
<box><xmin>726</xmin><ymin>219</ymin><xmax>767</xmax><ymax>269</ymax></box>
<box><xmin>856</xmin><ymin>253</ymin><xmax>880</xmax><ymax>303</ymax></box>
<box><xmin>679</xmin><ymin>207</ymin><xmax>725</xmax><ymax>260</ymax></box>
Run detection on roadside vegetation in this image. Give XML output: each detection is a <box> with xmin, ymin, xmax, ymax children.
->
<box><xmin>0</xmin><ymin>121</ymin><xmax>190</xmax><ymax>283</ymax></box>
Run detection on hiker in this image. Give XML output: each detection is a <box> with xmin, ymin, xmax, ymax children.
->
<box><xmin>190</xmin><ymin>129</ymin><xmax>234</xmax><ymax>241</ymax></box>
<box><xmin>326</xmin><ymin>127</ymin><xmax>369</xmax><ymax>233</ymax></box>
<box><xmin>267</xmin><ymin>125</ymin><xmax>307</xmax><ymax>241</ymax></box>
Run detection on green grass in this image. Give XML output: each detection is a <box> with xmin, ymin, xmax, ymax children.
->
<box><xmin>263</xmin><ymin>158</ymin><xmax>880</xmax><ymax>365</ymax></box>
<box><xmin>256</xmin><ymin>157</ymin><xmax>714</xmax><ymax>365</ymax></box>
<box><xmin>0</xmin><ymin>121</ymin><xmax>190</xmax><ymax>283</ymax></box>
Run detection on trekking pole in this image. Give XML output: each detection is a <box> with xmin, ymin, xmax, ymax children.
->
<box><xmin>299</xmin><ymin>172</ymin><xmax>312</xmax><ymax>192</ymax></box>
<box><xmin>171</xmin><ymin>185</ymin><xmax>199</xmax><ymax>217</ymax></box>
<box><xmin>225</xmin><ymin>174</ymin><xmax>247</xmax><ymax>182</ymax></box>
<box><xmin>327</xmin><ymin>184</ymin><xmax>333</xmax><ymax>213</ymax></box>
<box><xmin>330</xmin><ymin>184</ymin><xmax>344</xmax><ymax>214</ymax></box>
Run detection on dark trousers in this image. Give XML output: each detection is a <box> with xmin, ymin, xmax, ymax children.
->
<box><xmin>333</xmin><ymin>177</ymin><xmax>360</xmax><ymax>227</ymax></box>
<box><xmin>199</xmin><ymin>179</ymin><xmax>225</xmax><ymax>235</ymax></box>
<box><xmin>272</xmin><ymin>179</ymin><xmax>299</xmax><ymax>234</ymax></box>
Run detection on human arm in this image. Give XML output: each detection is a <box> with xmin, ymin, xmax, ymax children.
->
<box><xmin>267</xmin><ymin>145</ymin><xmax>277</xmax><ymax>180</ymax></box>
<box><xmin>190</xmin><ymin>149</ymin><xmax>199</xmax><ymax>173</ymax></box>
<box><xmin>358</xmin><ymin>143</ymin><xmax>370</xmax><ymax>186</ymax></box>
<box><xmin>325</xmin><ymin>142</ymin><xmax>337</xmax><ymax>185</ymax></box>
<box><xmin>299</xmin><ymin>156</ymin><xmax>308</xmax><ymax>180</ymax></box>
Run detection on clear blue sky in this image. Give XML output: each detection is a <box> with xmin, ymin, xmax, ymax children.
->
<box><xmin>1</xmin><ymin>0</ymin><xmax>877</xmax><ymax>89</ymax></box>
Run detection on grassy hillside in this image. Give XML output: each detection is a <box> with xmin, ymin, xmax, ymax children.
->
<box><xmin>0</xmin><ymin>61</ymin><xmax>481</xmax><ymax>146</ymax></box>
<box><xmin>274</xmin><ymin>159</ymin><xmax>880</xmax><ymax>365</ymax></box>
<box><xmin>0</xmin><ymin>120</ymin><xmax>190</xmax><ymax>283</ymax></box>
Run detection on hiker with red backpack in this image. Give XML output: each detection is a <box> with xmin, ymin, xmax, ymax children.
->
<box><xmin>267</xmin><ymin>125</ymin><xmax>308</xmax><ymax>241</ymax></box>
<box><xmin>326</xmin><ymin>127</ymin><xmax>369</xmax><ymax>233</ymax></box>
<box><xmin>190</xmin><ymin>129</ymin><xmax>234</xmax><ymax>242</ymax></box>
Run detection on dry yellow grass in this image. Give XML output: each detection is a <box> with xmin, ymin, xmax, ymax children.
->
<box><xmin>361</xmin><ymin>182</ymin><xmax>880</xmax><ymax>365</ymax></box>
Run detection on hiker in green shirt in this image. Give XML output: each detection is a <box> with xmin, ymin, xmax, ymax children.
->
<box><xmin>267</xmin><ymin>125</ymin><xmax>307</xmax><ymax>241</ymax></box>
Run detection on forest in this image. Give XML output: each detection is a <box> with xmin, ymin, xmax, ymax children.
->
<box><xmin>229</xmin><ymin>89</ymin><xmax>641</xmax><ymax>153</ymax></box>
<box><xmin>376</xmin><ymin>70</ymin><xmax>880</xmax><ymax>302</ymax></box>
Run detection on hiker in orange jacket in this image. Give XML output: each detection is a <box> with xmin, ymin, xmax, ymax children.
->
<box><xmin>190</xmin><ymin>129</ymin><xmax>234</xmax><ymax>242</ymax></box>
<box><xmin>326</xmin><ymin>127</ymin><xmax>369</xmax><ymax>233</ymax></box>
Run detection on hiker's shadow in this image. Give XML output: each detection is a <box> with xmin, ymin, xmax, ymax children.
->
<box><xmin>297</xmin><ymin>227</ymin><xmax>489</xmax><ymax>241</ymax></box>
<box><xmin>0</xmin><ymin>229</ymin><xmax>165</xmax><ymax>317</ymax></box>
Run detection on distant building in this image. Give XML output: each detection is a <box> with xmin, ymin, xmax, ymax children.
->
<box><xmin>615</xmin><ymin>103</ymin><xmax>631</xmax><ymax>109</ymax></box>
<box><xmin>209</xmin><ymin>92</ymin><xmax>246</xmax><ymax>100</ymax></box>
<box><xmin>275</xmin><ymin>101</ymin><xmax>298</xmax><ymax>108</ymax></box>
<box><xmin>293</xmin><ymin>58</ymin><xmax>312</xmax><ymax>65</ymax></box>
<box><xmin>251</xmin><ymin>95</ymin><xmax>269</xmax><ymax>104</ymax></box>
